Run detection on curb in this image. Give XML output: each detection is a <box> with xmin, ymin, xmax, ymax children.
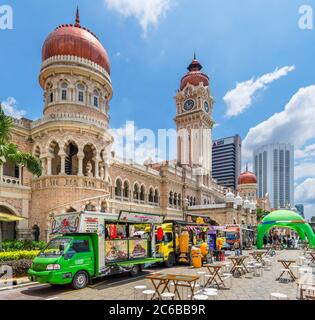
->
<box><xmin>0</xmin><ymin>281</ymin><xmax>39</xmax><ymax>292</ymax></box>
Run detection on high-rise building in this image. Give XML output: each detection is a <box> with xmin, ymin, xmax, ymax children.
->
<box><xmin>295</xmin><ymin>204</ymin><xmax>305</xmax><ymax>218</ymax></box>
<box><xmin>212</xmin><ymin>135</ymin><xmax>242</xmax><ymax>190</ymax></box>
<box><xmin>253</xmin><ymin>143</ymin><xmax>294</xmax><ymax>209</ymax></box>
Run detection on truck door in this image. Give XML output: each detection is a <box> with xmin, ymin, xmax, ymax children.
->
<box><xmin>64</xmin><ymin>237</ymin><xmax>95</xmax><ymax>277</ymax></box>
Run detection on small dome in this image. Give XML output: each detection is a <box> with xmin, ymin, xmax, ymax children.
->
<box><xmin>235</xmin><ymin>194</ymin><xmax>243</xmax><ymax>206</ymax></box>
<box><xmin>238</xmin><ymin>167</ymin><xmax>257</xmax><ymax>185</ymax></box>
<box><xmin>226</xmin><ymin>190</ymin><xmax>235</xmax><ymax>203</ymax></box>
<box><xmin>42</xmin><ymin>9</ymin><xmax>110</xmax><ymax>74</ymax></box>
<box><xmin>243</xmin><ymin>198</ymin><xmax>250</xmax><ymax>208</ymax></box>
<box><xmin>180</xmin><ymin>55</ymin><xmax>209</xmax><ymax>90</ymax></box>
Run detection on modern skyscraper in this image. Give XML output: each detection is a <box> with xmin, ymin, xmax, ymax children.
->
<box><xmin>212</xmin><ymin>135</ymin><xmax>242</xmax><ymax>190</ymax></box>
<box><xmin>295</xmin><ymin>204</ymin><xmax>305</xmax><ymax>218</ymax></box>
<box><xmin>253</xmin><ymin>143</ymin><xmax>294</xmax><ymax>209</ymax></box>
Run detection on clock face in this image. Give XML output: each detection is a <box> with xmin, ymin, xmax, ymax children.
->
<box><xmin>204</xmin><ymin>101</ymin><xmax>210</xmax><ymax>113</ymax></box>
<box><xmin>184</xmin><ymin>99</ymin><xmax>195</xmax><ymax>111</ymax></box>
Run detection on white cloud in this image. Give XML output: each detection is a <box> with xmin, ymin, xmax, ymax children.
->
<box><xmin>295</xmin><ymin>162</ymin><xmax>315</xmax><ymax>180</ymax></box>
<box><xmin>304</xmin><ymin>204</ymin><xmax>315</xmax><ymax>221</ymax></box>
<box><xmin>242</xmin><ymin>85</ymin><xmax>315</xmax><ymax>219</ymax></box>
<box><xmin>224</xmin><ymin>65</ymin><xmax>295</xmax><ymax>118</ymax></box>
<box><xmin>243</xmin><ymin>85</ymin><xmax>315</xmax><ymax>161</ymax></box>
<box><xmin>104</xmin><ymin>0</ymin><xmax>173</xmax><ymax>36</ymax></box>
<box><xmin>1</xmin><ymin>97</ymin><xmax>26</xmax><ymax>119</ymax></box>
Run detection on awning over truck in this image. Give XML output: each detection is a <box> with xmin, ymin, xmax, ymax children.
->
<box><xmin>0</xmin><ymin>212</ymin><xmax>25</xmax><ymax>222</ymax></box>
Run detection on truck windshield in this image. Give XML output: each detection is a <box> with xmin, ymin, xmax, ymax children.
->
<box><xmin>226</xmin><ymin>232</ymin><xmax>238</xmax><ymax>241</ymax></box>
<box><xmin>39</xmin><ymin>238</ymin><xmax>71</xmax><ymax>257</ymax></box>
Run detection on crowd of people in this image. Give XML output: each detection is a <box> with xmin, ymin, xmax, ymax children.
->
<box><xmin>263</xmin><ymin>232</ymin><xmax>299</xmax><ymax>249</ymax></box>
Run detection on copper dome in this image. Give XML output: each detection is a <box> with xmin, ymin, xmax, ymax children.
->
<box><xmin>238</xmin><ymin>170</ymin><xmax>257</xmax><ymax>185</ymax></box>
<box><xmin>42</xmin><ymin>9</ymin><xmax>110</xmax><ymax>75</ymax></box>
<box><xmin>180</xmin><ymin>56</ymin><xmax>209</xmax><ymax>90</ymax></box>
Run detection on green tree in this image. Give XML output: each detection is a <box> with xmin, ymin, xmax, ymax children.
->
<box><xmin>0</xmin><ymin>106</ymin><xmax>42</xmax><ymax>176</ymax></box>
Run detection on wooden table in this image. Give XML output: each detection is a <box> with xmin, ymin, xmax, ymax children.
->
<box><xmin>249</xmin><ymin>251</ymin><xmax>267</xmax><ymax>265</ymax></box>
<box><xmin>306</xmin><ymin>251</ymin><xmax>315</xmax><ymax>263</ymax></box>
<box><xmin>297</xmin><ymin>275</ymin><xmax>314</xmax><ymax>300</ymax></box>
<box><xmin>145</xmin><ymin>273</ymin><xmax>200</xmax><ymax>300</ymax></box>
<box><xmin>228</xmin><ymin>256</ymin><xmax>249</xmax><ymax>276</ymax></box>
<box><xmin>277</xmin><ymin>259</ymin><xmax>297</xmax><ymax>281</ymax></box>
<box><xmin>204</xmin><ymin>263</ymin><xmax>226</xmax><ymax>289</ymax></box>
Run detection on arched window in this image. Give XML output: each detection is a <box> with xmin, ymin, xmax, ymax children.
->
<box><xmin>140</xmin><ymin>185</ymin><xmax>145</xmax><ymax>202</ymax></box>
<box><xmin>169</xmin><ymin>192</ymin><xmax>173</xmax><ymax>206</ymax></box>
<box><xmin>61</xmin><ymin>82</ymin><xmax>68</xmax><ymax>101</ymax></box>
<box><xmin>93</xmin><ymin>90</ymin><xmax>99</xmax><ymax>108</ymax></box>
<box><xmin>190</xmin><ymin>196</ymin><xmax>193</xmax><ymax>206</ymax></box>
<box><xmin>123</xmin><ymin>181</ymin><xmax>129</xmax><ymax>199</ymax></box>
<box><xmin>115</xmin><ymin>179</ymin><xmax>122</xmax><ymax>198</ymax></box>
<box><xmin>149</xmin><ymin>188</ymin><xmax>154</xmax><ymax>203</ymax></box>
<box><xmin>133</xmin><ymin>184</ymin><xmax>140</xmax><ymax>201</ymax></box>
<box><xmin>204</xmin><ymin>199</ymin><xmax>207</xmax><ymax>205</ymax></box>
<box><xmin>77</xmin><ymin>84</ymin><xmax>85</xmax><ymax>103</ymax></box>
<box><xmin>174</xmin><ymin>193</ymin><xmax>178</xmax><ymax>207</ymax></box>
<box><xmin>193</xmin><ymin>197</ymin><xmax>196</xmax><ymax>206</ymax></box>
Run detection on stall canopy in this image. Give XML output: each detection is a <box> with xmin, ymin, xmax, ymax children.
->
<box><xmin>0</xmin><ymin>212</ymin><xmax>25</xmax><ymax>222</ymax></box>
<box><xmin>257</xmin><ymin>210</ymin><xmax>315</xmax><ymax>249</ymax></box>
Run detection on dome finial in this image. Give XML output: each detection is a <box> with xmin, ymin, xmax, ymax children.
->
<box><xmin>193</xmin><ymin>51</ymin><xmax>196</xmax><ymax>60</ymax></box>
<box><xmin>75</xmin><ymin>6</ymin><xmax>80</xmax><ymax>27</ymax></box>
<box><xmin>246</xmin><ymin>163</ymin><xmax>248</xmax><ymax>172</ymax></box>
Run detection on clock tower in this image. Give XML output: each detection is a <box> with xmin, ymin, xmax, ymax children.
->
<box><xmin>175</xmin><ymin>54</ymin><xmax>214</xmax><ymax>176</ymax></box>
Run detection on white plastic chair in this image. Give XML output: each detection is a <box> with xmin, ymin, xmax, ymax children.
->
<box><xmin>134</xmin><ymin>285</ymin><xmax>147</xmax><ymax>300</ymax></box>
<box><xmin>161</xmin><ymin>292</ymin><xmax>175</xmax><ymax>300</ymax></box>
<box><xmin>142</xmin><ymin>290</ymin><xmax>156</xmax><ymax>300</ymax></box>
<box><xmin>193</xmin><ymin>294</ymin><xmax>209</xmax><ymax>300</ymax></box>
<box><xmin>270</xmin><ymin>292</ymin><xmax>288</xmax><ymax>300</ymax></box>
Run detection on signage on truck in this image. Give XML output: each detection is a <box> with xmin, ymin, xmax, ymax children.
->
<box><xmin>105</xmin><ymin>240</ymin><xmax>128</xmax><ymax>262</ymax></box>
<box><xmin>51</xmin><ymin>213</ymin><xmax>80</xmax><ymax>234</ymax></box>
<box><xmin>129</xmin><ymin>239</ymin><xmax>148</xmax><ymax>259</ymax></box>
<box><xmin>119</xmin><ymin>211</ymin><xmax>163</xmax><ymax>224</ymax></box>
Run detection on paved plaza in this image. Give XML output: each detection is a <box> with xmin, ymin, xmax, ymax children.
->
<box><xmin>0</xmin><ymin>249</ymin><xmax>304</xmax><ymax>300</ymax></box>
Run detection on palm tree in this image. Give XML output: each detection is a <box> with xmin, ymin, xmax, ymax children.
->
<box><xmin>0</xmin><ymin>105</ymin><xmax>42</xmax><ymax>177</ymax></box>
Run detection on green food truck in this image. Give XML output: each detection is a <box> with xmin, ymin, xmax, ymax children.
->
<box><xmin>28</xmin><ymin>211</ymin><xmax>163</xmax><ymax>289</ymax></box>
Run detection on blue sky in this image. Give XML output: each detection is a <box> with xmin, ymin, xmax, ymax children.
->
<box><xmin>1</xmin><ymin>0</ymin><xmax>315</xmax><ymax>219</ymax></box>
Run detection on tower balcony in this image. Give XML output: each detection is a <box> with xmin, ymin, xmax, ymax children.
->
<box><xmin>31</xmin><ymin>175</ymin><xmax>108</xmax><ymax>192</ymax></box>
<box><xmin>31</xmin><ymin>112</ymin><xmax>108</xmax><ymax>131</ymax></box>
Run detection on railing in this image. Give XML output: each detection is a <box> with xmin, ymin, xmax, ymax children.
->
<box><xmin>188</xmin><ymin>203</ymin><xmax>227</xmax><ymax>210</ymax></box>
<box><xmin>1</xmin><ymin>175</ymin><xmax>21</xmax><ymax>186</ymax></box>
<box><xmin>31</xmin><ymin>112</ymin><xmax>108</xmax><ymax>130</ymax></box>
<box><xmin>32</xmin><ymin>175</ymin><xmax>108</xmax><ymax>191</ymax></box>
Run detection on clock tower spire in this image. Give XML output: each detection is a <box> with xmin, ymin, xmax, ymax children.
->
<box><xmin>175</xmin><ymin>54</ymin><xmax>214</xmax><ymax>177</ymax></box>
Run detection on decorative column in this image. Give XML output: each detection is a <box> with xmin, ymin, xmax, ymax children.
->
<box><xmin>94</xmin><ymin>157</ymin><xmax>101</xmax><ymax>179</ymax></box>
<box><xmin>46</xmin><ymin>156</ymin><xmax>52</xmax><ymax>176</ymax></box>
<box><xmin>59</xmin><ymin>152</ymin><xmax>66</xmax><ymax>175</ymax></box>
<box><xmin>77</xmin><ymin>153</ymin><xmax>84</xmax><ymax>176</ymax></box>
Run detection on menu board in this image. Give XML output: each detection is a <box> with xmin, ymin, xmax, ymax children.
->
<box><xmin>129</xmin><ymin>239</ymin><xmax>148</xmax><ymax>259</ymax></box>
<box><xmin>105</xmin><ymin>240</ymin><xmax>128</xmax><ymax>262</ymax></box>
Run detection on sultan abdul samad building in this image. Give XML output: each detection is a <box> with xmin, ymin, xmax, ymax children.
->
<box><xmin>0</xmin><ymin>11</ymin><xmax>258</xmax><ymax>241</ymax></box>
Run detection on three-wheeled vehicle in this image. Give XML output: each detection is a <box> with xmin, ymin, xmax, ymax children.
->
<box><xmin>28</xmin><ymin>211</ymin><xmax>163</xmax><ymax>289</ymax></box>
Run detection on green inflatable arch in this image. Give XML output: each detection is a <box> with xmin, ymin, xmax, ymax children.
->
<box><xmin>257</xmin><ymin>210</ymin><xmax>315</xmax><ymax>249</ymax></box>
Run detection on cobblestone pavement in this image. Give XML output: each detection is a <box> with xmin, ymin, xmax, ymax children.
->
<box><xmin>0</xmin><ymin>249</ymin><xmax>303</xmax><ymax>300</ymax></box>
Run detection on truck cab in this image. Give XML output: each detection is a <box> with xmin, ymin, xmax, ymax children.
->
<box><xmin>29</xmin><ymin>234</ymin><xmax>96</xmax><ymax>289</ymax></box>
<box><xmin>155</xmin><ymin>224</ymin><xmax>176</xmax><ymax>267</ymax></box>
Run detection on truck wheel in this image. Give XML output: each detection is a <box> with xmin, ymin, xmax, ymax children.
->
<box><xmin>72</xmin><ymin>271</ymin><xmax>89</xmax><ymax>290</ymax></box>
<box><xmin>129</xmin><ymin>265</ymin><xmax>141</xmax><ymax>277</ymax></box>
<box><xmin>165</xmin><ymin>253</ymin><xmax>175</xmax><ymax>267</ymax></box>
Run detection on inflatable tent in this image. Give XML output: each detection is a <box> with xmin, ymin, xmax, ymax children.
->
<box><xmin>257</xmin><ymin>210</ymin><xmax>315</xmax><ymax>249</ymax></box>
